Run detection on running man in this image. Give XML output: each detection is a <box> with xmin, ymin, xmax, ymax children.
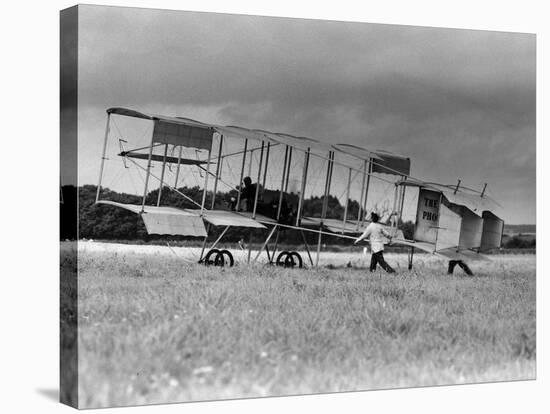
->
<box><xmin>354</xmin><ymin>212</ymin><xmax>396</xmax><ymax>273</ymax></box>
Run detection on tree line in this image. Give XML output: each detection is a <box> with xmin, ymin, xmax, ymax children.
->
<box><xmin>64</xmin><ymin>185</ymin><xmax>532</xmax><ymax>250</ymax></box>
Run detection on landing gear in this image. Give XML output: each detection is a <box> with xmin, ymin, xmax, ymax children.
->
<box><xmin>202</xmin><ymin>249</ymin><xmax>234</xmax><ymax>267</ymax></box>
<box><xmin>275</xmin><ymin>251</ymin><xmax>303</xmax><ymax>268</ymax></box>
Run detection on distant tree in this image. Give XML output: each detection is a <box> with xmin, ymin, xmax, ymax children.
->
<box><xmin>79</xmin><ymin>185</ymin><xmax>147</xmax><ymax>239</ymax></box>
<box><xmin>504</xmin><ymin>235</ymin><xmax>536</xmax><ymax>249</ymax></box>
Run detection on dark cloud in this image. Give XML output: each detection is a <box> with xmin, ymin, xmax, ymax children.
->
<box><xmin>76</xmin><ymin>5</ymin><xmax>535</xmax><ymax>223</ymax></box>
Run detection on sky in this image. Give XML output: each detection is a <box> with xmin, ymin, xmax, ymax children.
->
<box><xmin>68</xmin><ymin>5</ymin><xmax>536</xmax><ymax>224</ymax></box>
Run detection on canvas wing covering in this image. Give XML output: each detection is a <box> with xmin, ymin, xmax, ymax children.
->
<box><xmin>96</xmin><ymin>201</ymin><xmax>208</xmax><ymax>237</ymax></box>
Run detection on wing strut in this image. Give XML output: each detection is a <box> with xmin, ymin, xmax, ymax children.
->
<box><xmin>359</xmin><ymin>159</ymin><xmax>373</xmax><ymax>227</ymax></box>
<box><xmin>156</xmin><ymin>144</ymin><xmax>169</xmax><ymax>206</ymax></box>
<box><xmin>301</xmin><ymin>230</ymin><xmax>314</xmax><ymax>266</ymax></box>
<box><xmin>252</xmin><ymin>225</ymin><xmax>278</xmax><ymax>263</ymax></box>
<box><xmin>296</xmin><ymin>148</ymin><xmax>311</xmax><ymax>226</ymax></box>
<box><xmin>316</xmin><ymin>150</ymin><xmax>335</xmax><ymax>267</ymax></box>
<box><xmin>251</xmin><ymin>141</ymin><xmax>265</xmax><ymax>220</ymax></box>
<box><xmin>357</xmin><ymin>159</ymin><xmax>368</xmax><ymax>231</ymax></box>
<box><xmin>235</xmin><ymin>139</ymin><xmax>248</xmax><ymax>212</ymax></box>
<box><xmin>173</xmin><ymin>146</ymin><xmax>183</xmax><ymax>188</ymax></box>
<box><xmin>96</xmin><ymin>113</ymin><xmax>111</xmax><ymax>203</ymax></box>
<box><xmin>200</xmin><ymin>146</ymin><xmax>213</xmax><ymax>216</ymax></box>
<box><xmin>342</xmin><ymin>167</ymin><xmax>352</xmax><ymax>233</ymax></box>
<box><xmin>211</xmin><ymin>135</ymin><xmax>224</xmax><ymax>208</ymax></box>
<box><xmin>276</xmin><ymin>145</ymin><xmax>290</xmax><ymax>221</ymax></box>
<box><xmin>141</xmin><ymin>132</ymin><xmax>155</xmax><ymax>213</ymax></box>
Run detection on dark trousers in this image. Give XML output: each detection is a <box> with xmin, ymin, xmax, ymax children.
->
<box><xmin>447</xmin><ymin>260</ymin><xmax>473</xmax><ymax>276</ymax></box>
<box><xmin>370</xmin><ymin>251</ymin><xmax>395</xmax><ymax>273</ymax></box>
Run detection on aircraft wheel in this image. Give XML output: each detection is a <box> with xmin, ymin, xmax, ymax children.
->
<box><xmin>219</xmin><ymin>249</ymin><xmax>234</xmax><ymax>267</ymax></box>
<box><xmin>276</xmin><ymin>251</ymin><xmax>290</xmax><ymax>267</ymax></box>
<box><xmin>289</xmin><ymin>251</ymin><xmax>303</xmax><ymax>268</ymax></box>
<box><xmin>214</xmin><ymin>251</ymin><xmax>225</xmax><ymax>266</ymax></box>
<box><xmin>203</xmin><ymin>249</ymin><xmax>220</xmax><ymax>266</ymax></box>
<box><xmin>284</xmin><ymin>253</ymin><xmax>296</xmax><ymax>267</ymax></box>
<box><xmin>276</xmin><ymin>251</ymin><xmax>303</xmax><ymax>268</ymax></box>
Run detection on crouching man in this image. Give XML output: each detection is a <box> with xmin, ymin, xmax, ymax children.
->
<box><xmin>354</xmin><ymin>212</ymin><xmax>396</xmax><ymax>273</ymax></box>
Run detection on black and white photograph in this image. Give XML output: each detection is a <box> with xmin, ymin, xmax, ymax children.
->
<box><xmin>56</xmin><ymin>1</ymin><xmax>538</xmax><ymax>411</ymax></box>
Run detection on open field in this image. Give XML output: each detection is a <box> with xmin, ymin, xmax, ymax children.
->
<box><xmin>64</xmin><ymin>242</ymin><xmax>536</xmax><ymax>408</ymax></box>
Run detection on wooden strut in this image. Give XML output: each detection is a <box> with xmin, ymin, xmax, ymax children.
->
<box><xmin>247</xmin><ymin>148</ymin><xmax>254</xmax><ymax>178</ymax></box>
<box><xmin>252</xmin><ymin>141</ymin><xmax>265</xmax><ymax>220</ymax></box>
<box><xmin>342</xmin><ymin>167</ymin><xmax>352</xmax><ymax>233</ymax></box>
<box><xmin>399</xmin><ymin>176</ymin><xmax>407</xmax><ymax>222</ymax></box>
<box><xmin>156</xmin><ymin>144</ymin><xmax>169</xmax><ymax>206</ymax></box>
<box><xmin>284</xmin><ymin>147</ymin><xmax>293</xmax><ymax>192</ymax></box>
<box><xmin>141</xmin><ymin>131</ymin><xmax>156</xmax><ymax>213</ymax></box>
<box><xmin>253</xmin><ymin>225</ymin><xmax>278</xmax><ymax>263</ymax></box>
<box><xmin>96</xmin><ymin>113</ymin><xmax>111</xmax><ymax>203</ymax></box>
<box><xmin>276</xmin><ymin>145</ymin><xmax>290</xmax><ymax>221</ymax></box>
<box><xmin>208</xmin><ymin>225</ymin><xmax>230</xmax><ymax>251</ymax></box>
<box><xmin>264</xmin><ymin>243</ymin><xmax>272</xmax><ymax>263</ymax></box>
<box><xmin>356</xmin><ymin>159</ymin><xmax>368</xmax><ymax>231</ymax></box>
<box><xmin>360</xmin><ymin>160</ymin><xmax>373</xmax><ymax>227</ymax></box>
<box><xmin>199</xmin><ymin>223</ymin><xmax>211</xmax><ymax>262</ymax></box>
<box><xmin>173</xmin><ymin>145</ymin><xmax>183</xmax><ymax>188</ymax></box>
<box><xmin>301</xmin><ymin>230</ymin><xmax>314</xmax><ymax>266</ymax></box>
<box><xmin>454</xmin><ymin>179</ymin><xmax>461</xmax><ymax>194</ymax></box>
<box><xmin>316</xmin><ymin>151</ymin><xmax>335</xmax><ymax>267</ymax></box>
<box><xmin>432</xmin><ymin>192</ymin><xmax>444</xmax><ymax>250</ymax></box>
<box><xmin>200</xmin><ymin>147</ymin><xmax>213</xmax><ymax>216</ymax></box>
<box><xmin>296</xmin><ymin>148</ymin><xmax>310</xmax><ymax>227</ymax></box>
<box><xmin>211</xmin><ymin>135</ymin><xmax>224</xmax><ymax>209</ymax></box>
<box><xmin>217</xmin><ymin>148</ymin><xmax>224</xmax><ymax>189</ymax></box>
<box><xmin>270</xmin><ymin>227</ymin><xmax>281</xmax><ymax>264</ymax></box>
<box><xmin>481</xmin><ymin>183</ymin><xmax>487</xmax><ymax>197</ymax></box>
<box><xmin>392</xmin><ymin>183</ymin><xmax>399</xmax><ymax>228</ymax></box>
<box><xmin>235</xmin><ymin>139</ymin><xmax>248</xmax><ymax>212</ymax></box>
<box><xmin>249</xmin><ymin>141</ymin><xmax>265</xmax><ymax>263</ymax></box>
<box><xmin>261</xmin><ymin>142</ymin><xmax>271</xmax><ymax>194</ymax></box>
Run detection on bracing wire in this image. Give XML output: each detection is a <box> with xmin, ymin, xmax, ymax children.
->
<box><xmin>126</xmin><ymin>157</ymin><xmax>202</xmax><ymax>208</ymax></box>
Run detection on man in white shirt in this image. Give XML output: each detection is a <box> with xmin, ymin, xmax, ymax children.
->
<box><xmin>354</xmin><ymin>212</ymin><xmax>396</xmax><ymax>273</ymax></box>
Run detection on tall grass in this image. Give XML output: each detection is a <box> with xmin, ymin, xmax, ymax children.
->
<box><xmin>67</xmin><ymin>243</ymin><xmax>536</xmax><ymax>408</ymax></box>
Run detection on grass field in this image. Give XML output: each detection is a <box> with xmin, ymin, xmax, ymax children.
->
<box><xmin>64</xmin><ymin>242</ymin><xmax>536</xmax><ymax>408</ymax></box>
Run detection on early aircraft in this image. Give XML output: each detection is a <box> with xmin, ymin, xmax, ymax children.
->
<box><xmin>95</xmin><ymin>107</ymin><xmax>503</xmax><ymax>269</ymax></box>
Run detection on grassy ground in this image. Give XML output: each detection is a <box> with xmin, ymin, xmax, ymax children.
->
<box><xmin>66</xmin><ymin>242</ymin><xmax>536</xmax><ymax>408</ymax></box>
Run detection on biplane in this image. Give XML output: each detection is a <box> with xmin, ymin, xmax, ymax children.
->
<box><xmin>95</xmin><ymin>107</ymin><xmax>503</xmax><ymax>270</ymax></box>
